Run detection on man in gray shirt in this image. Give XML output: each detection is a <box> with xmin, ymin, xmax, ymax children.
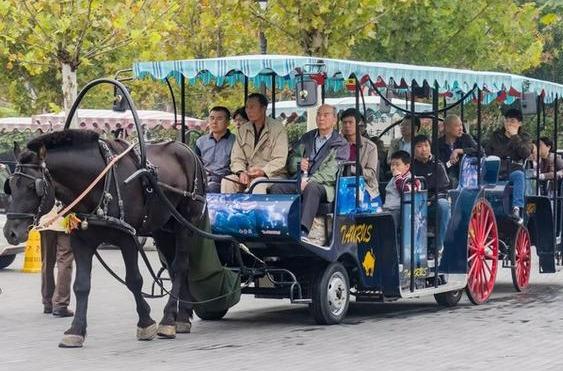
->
<box><xmin>195</xmin><ymin>106</ymin><xmax>235</xmax><ymax>193</ymax></box>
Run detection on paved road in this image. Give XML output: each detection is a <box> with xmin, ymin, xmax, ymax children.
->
<box><xmin>1</xmin><ymin>249</ymin><xmax>563</xmax><ymax>371</ymax></box>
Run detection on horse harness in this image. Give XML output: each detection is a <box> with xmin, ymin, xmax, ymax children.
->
<box><xmin>5</xmin><ymin>162</ymin><xmax>51</xmax><ymax>225</ymax></box>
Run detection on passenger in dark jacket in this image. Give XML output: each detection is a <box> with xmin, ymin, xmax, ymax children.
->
<box><xmin>484</xmin><ymin>108</ymin><xmax>531</xmax><ymax>220</ymax></box>
<box><xmin>412</xmin><ymin>135</ymin><xmax>451</xmax><ymax>253</ymax></box>
<box><xmin>437</xmin><ymin>114</ymin><xmax>481</xmax><ymax>187</ymax></box>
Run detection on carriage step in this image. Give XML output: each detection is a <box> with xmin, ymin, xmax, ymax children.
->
<box><xmin>291</xmin><ymin>299</ymin><xmax>312</xmax><ymax>304</ymax></box>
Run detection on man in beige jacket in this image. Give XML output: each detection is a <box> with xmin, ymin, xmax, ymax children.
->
<box><xmin>221</xmin><ymin>93</ymin><xmax>288</xmax><ymax>194</ymax></box>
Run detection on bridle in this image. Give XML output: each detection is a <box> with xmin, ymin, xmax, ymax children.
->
<box><xmin>5</xmin><ymin>162</ymin><xmax>53</xmax><ymax>226</ymax></box>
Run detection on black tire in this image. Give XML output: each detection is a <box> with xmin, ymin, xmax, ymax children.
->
<box><xmin>0</xmin><ymin>254</ymin><xmax>16</xmax><ymax>269</ymax></box>
<box><xmin>434</xmin><ymin>290</ymin><xmax>463</xmax><ymax>307</ymax></box>
<box><xmin>194</xmin><ymin>308</ymin><xmax>228</xmax><ymax>321</ymax></box>
<box><xmin>310</xmin><ymin>262</ymin><xmax>350</xmax><ymax>325</ymax></box>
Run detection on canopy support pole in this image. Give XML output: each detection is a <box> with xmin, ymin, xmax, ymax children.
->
<box><xmin>536</xmin><ymin>95</ymin><xmax>542</xmax><ymax>195</ymax></box>
<box><xmin>477</xmin><ymin>88</ymin><xmax>482</xmax><ymax>188</ymax></box>
<box><xmin>432</xmin><ymin>82</ymin><xmax>439</xmax><ymax>287</ymax></box>
<box><xmin>244</xmin><ymin>76</ymin><xmax>249</xmax><ymax>103</ymax></box>
<box><xmin>355</xmin><ymin>75</ymin><xmax>361</xmax><ymax>210</ymax></box>
<box><xmin>271</xmin><ymin>74</ymin><xmax>276</xmax><ymax>119</ymax></box>
<box><xmin>554</xmin><ymin>95</ymin><xmax>559</xmax><ymax>245</ymax></box>
<box><xmin>410</xmin><ymin>80</ymin><xmax>416</xmax><ymax>293</ymax></box>
<box><xmin>180</xmin><ymin>75</ymin><xmax>186</xmax><ymax>144</ymax></box>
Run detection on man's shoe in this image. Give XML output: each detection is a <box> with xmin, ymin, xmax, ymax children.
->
<box><xmin>53</xmin><ymin>307</ymin><xmax>74</xmax><ymax>317</ymax></box>
<box><xmin>43</xmin><ymin>305</ymin><xmax>53</xmax><ymax>314</ymax></box>
<box><xmin>511</xmin><ymin>207</ymin><xmax>523</xmax><ymax>224</ymax></box>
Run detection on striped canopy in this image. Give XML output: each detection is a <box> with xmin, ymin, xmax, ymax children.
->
<box><xmin>133</xmin><ymin>55</ymin><xmax>563</xmax><ymax>104</ymax></box>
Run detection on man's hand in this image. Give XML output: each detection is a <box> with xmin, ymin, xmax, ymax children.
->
<box><xmin>300</xmin><ymin>179</ymin><xmax>309</xmax><ymax>192</ymax></box>
<box><xmin>238</xmin><ymin>171</ymin><xmax>250</xmax><ymax>186</ymax></box>
<box><xmin>450</xmin><ymin>149</ymin><xmax>463</xmax><ymax>164</ymax></box>
<box><xmin>300</xmin><ymin>158</ymin><xmax>309</xmax><ymax>173</ymax></box>
<box><xmin>247</xmin><ymin>166</ymin><xmax>265</xmax><ymax>178</ymax></box>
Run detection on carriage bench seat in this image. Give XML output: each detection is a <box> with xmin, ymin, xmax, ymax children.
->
<box><xmin>207</xmin><ymin>193</ymin><xmax>301</xmax><ymax>241</ymax></box>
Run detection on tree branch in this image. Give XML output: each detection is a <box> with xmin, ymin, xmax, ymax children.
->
<box><xmin>73</xmin><ymin>0</ymin><xmax>95</xmax><ymax>62</ymax></box>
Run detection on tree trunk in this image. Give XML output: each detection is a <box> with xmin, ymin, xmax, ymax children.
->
<box><xmin>61</xmin><ymin>62</ymin><xmax>78</xmax><ymax>128</ymax></box>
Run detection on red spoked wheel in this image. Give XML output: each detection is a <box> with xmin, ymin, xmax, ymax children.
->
<box><xmin>466</xmin><ymin>200</ymin><xmax>499</xmax><ymax>305</ymax></box>
<box><xmin>511</xmin><ymin>226</ymin><xmax>532</xmax><ymax>292</ymax></box>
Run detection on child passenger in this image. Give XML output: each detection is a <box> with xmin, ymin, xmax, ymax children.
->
<box><xmin>383</xmin><ymin>150</ymin><xmax>420</xmax><ymax>224</ymax></box>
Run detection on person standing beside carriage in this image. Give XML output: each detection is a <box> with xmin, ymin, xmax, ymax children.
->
<box><xmin>340</xmin><ymin>108</ymin><xmax>382</xmax><ymax>210</ymax></box>
<box><xmin>39</xmin><ymin>203</ymin><xmax>74</xmax><ymax>317</ymax></box>
<box><xmin>221</xmin><ymin>93</ymin><xmax>288</xmax><ymax>194</ymax></box>
<box><xmin>437</xmin><ymin>114</ymin><xmax>481</xmax><ymax>187</ymax></box>
<box><xmin>195</xmin><ymin>106</ymin><xmax>235</xmax><ymax>193</ymax></box>
<box><xmin>387</xmin><ymin>115</ymin><xmax>420</xmax><ymax>164</ymax></box>
<box><xmin>532</xmin><ymin>137</ymin><xmax>563</xmax><ymax>195</ymax></box>
<box><xmin>270</xmin><ymin>104</ymin><xmax>349</xmax><ymax>240</ymax></box>
<box><xmin>485</xmin><ymin>108</ymin><xmax>532</xmax><ymax>221</ymax></box>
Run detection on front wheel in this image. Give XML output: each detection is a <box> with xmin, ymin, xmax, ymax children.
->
<box><xmin>0</xmin><ymin>254</ymin><xmax>16</xmax><ymax>269</ymax></box>
<box><xmin>511</xmin><ymin>226</ymin><xmax>531</xmax><ymax>292</ymax></box>
<box><xmin>310</xmin><ymin>262</ymin><xmax>350</xmax><ymax>325</ymax></box>
<box><xmin>465</xmin><ymin>200</ymin><xmax>499</xmax><ymax>305</ymax></box>
<box><xmin>434</xmin><ymin>290</ymin><xmax>463</xmax><ymax>307</ymax></box>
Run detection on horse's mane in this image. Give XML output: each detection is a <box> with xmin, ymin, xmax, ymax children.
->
<box><xmin>27</xmin><ymin>129</ymin><xmax>100</xmax><ymax>153</ymax></box>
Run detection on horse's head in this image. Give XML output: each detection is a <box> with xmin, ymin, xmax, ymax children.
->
<box><xmin>3</xmin><ymin>142</ymin><xmax>55</xmax><ymax>244</ymax></box>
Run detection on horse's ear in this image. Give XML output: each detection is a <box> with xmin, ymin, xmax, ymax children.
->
<box><xmin>13</xmin><ymin>141</ymin><xmax>21</xmax><ymax>159</ymax></box>
<box><xmin>38</xmin><ymin>145</ymin><xmax>47</xmax><ymax>161</ymax></box>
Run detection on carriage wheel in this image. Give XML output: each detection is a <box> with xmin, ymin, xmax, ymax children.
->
<box><xmin>511</xmin><ymin>226</ymin><xmax>531</xmax><ymax>292</ymax></box>
<box><xmin>310</xmin><ymin>262</ymin><xmax>350</xmax><ymax>325</ymax></box>
<box><xmin>465</xmin><ymin>200</ymin><xmax>499</xmax><ymax>305</ymax></box>
<box><xmin>434</xmin><ymin>290</ymin><xmax>463</xmax><ymax>307</ymax></box>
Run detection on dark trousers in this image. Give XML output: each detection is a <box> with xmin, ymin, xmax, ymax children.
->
<box><xmin>270</xmin><ymin>181</ymin><xmax>327</xmax><ymax>232</ymax></box>
<box><xmin>41</xmin><ymin>231</ymin><xmax>73</xmax><ymax>310</ymax></box>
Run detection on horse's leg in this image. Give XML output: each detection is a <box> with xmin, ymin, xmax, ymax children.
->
<box><xmin>59</xmin><ymin>233</ymin><xmax>93</xmax><ymax>348</ymax></box>
<box><xmin>175</xmin><ymin>275</ymin><xmax>193</xmax><ymax>334</ymax></box>
<box><xmin>119</xmin><ymin>236</ymin><xmax>157</xmax><ymax>341</ymax></box>
<box><xmin>157</xmin><ymin>228</ymin><xmax>190</xmax><ymax>339</ymax></box>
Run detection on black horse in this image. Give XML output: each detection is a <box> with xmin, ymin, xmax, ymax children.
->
<box><xmin>3</xmin><ymin>130</ymin><xmax>207</xmax><ymax>347</ymax></box>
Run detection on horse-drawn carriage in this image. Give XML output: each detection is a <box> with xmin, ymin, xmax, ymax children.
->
<box><xmin>3</xmin><ymin>55</ymin><xmax>562</xmax><ymax>347</ymax></box>
<box><xmin>133</xmin><ymin>55</ymin><xmax>563</xmax><ymax>323</ymax></box>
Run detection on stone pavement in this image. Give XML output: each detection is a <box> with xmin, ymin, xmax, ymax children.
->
<box><xmin>1</xmin><ymin>249</ymin><xmax>563</xmax><ymax>371</ymax></box>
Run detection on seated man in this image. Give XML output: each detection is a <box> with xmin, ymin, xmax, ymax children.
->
<box><xmin>221</xmin><ymin>93</ymin><xmax>288</xmax><ymax>194</ymax></box>
<box><xmin>195</xmin><ymin>106</ymin><xmax>235</xmax><ymax>193</ymax></box>
<box><xmin>270</xmin><ymin>104</ymin><xmax>349</xmax><ymax>240</ymax></box>
<box><xmin>387</xmin><ymin>115</ymin><xmax>420</xmax><ymax>164</ymax></box>
<box><xmin>437</xmin><ymin>114</ymin><xmax>480</xmax><ymax>187</ymax></box>
<box><xmin>340</xmin><ymin>108</ymin><xmax>381</xmax><ymax>210</ymax></box>
<box><xmin>485</xmin><ymin>108</ymin><xmax>531</xmax><ymax>220</ymax></box>
<box><xmin>412</xmin><ymin>135</ymin><xmax>451</xmax><ymax>254</ymax></box>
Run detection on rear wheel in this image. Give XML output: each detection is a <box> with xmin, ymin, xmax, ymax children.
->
<box><xmin>465</xmin><ymin>200</ymin><xmax>499</xmax><ymax>305</ymax></box>
<box><xmin>310</xmin><ymin>262</ymin><xmax>350</xmax><ymax>325</ymax></box>
<box><xmin>0</xmin><ymin>254</ymin><xmax>16</xmax><ymax>269</ymax></box>
<box><xmin>434</xmin><ymin>290</ymin><xmax>463</xmax><ymax>307</ymax></box>
<box><xmin>511</xmin><ymin>226</ymin><xmax>531</xmax><ymax>292</ymax></box>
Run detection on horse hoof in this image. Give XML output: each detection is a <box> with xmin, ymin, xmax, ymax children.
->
<box><xmin>137</xmin><ymin>323</ymin><xmax>157</xmax><ymax>341</ymax></box>
<box><xmin>176</xmin><ymin>321</ymin><xmax>192</xmax><ymax>334</ymax></box>
<box><xmin>157</xmin><ymin>324</ymin><xmax>176</xmax><ymax>339</ymax></box>
<box><xmin>58</xmin><ymin>334</ymin><xmax>85</xmax><ymax>348</ymax></box>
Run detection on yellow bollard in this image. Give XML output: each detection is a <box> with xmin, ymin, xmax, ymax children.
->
<box><xmin>22</xmin><ymin>229</ymin><xmax>42</xmax><ymax>273</ymax></box>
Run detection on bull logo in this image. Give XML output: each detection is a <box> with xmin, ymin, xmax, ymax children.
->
<box><xmin>362</xmin><ymin>250</ymin><xmax>376</xmax><ymax>277</ymax></box>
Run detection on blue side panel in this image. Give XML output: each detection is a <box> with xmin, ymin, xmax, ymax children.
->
<box><xmin>401</xmin><ymin>192</ymin><xmax>427</xmax><ymax>287</ymax></box>
<box><xmin>336</xmin><ymin>213</ymin><xmax>400</xmax><ymax>296</ymax></box>
<box><xmin>207</xmin><ymin>194</ymin><xmax>300</xmax><ymax>240</ymax></box>
<box><xmin>440</xmin><ymin>188</ymin><xmax>479</xmax><ymax>274</ymax></box>
<box><xmin>336</xmin><ymin>176</ymin><xmax>380</xmax><ymax>215</ymax></box>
